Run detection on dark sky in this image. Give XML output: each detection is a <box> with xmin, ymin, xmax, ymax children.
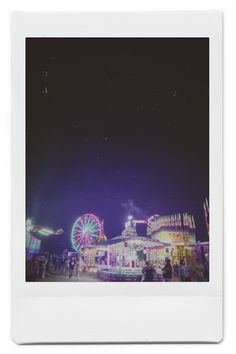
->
<box><xmin>26</xmin><ymin>38</ymin><xmax>209</xmax><ymax>251</ymax></box>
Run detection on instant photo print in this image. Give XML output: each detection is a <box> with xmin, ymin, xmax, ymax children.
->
<box><xmin>11</xmin><ymin>11</ymin><xmax>223</xmax><ymax>343</ymax></box>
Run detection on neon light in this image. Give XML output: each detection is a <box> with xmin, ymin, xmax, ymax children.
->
<box><xmin>26</xmin><ymin>219</ymin><xmax>33</xmax><ymax>232</ymax></box>
<box><xmin>71</xmin><ymin>213</ymin><xmax>102</xmax><ymax>251</ymax></box>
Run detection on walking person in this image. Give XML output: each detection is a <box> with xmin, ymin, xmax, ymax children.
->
<box><xmin>60</xmin><ymin>254</ymin><xmax>66</xmax><ymax>275</ymax></box>
<box><xmin>45</xmin><ymin>253</ymin><xmax>51</xmax><ymax>277</ymax></box>
<box><xmin>65</xmin><ymin>257</ymin><xmax>70</xmax><ymax>276</ymax></box>
<box><xmin>173</xmin><ymin>262</ymin><xmax>180</xmax><ymax>281</ymax></box>
<box><xmin>75</xmin><ymin>256</ymin><xmax>80</xmax><ymax>279</ymax></box>
<box><xmin>179</xmin><ymin>258</ymin><xmax>190</xmax><ymax>281</ymax></box>
<box><xmin>54</xmin><ymin>254</ymin><xmax>60</xmax><ymax>273</ymax></box>
<box><xmin>69</xmin><ymin>256</ymin><xmax>76</xmax><ymax>278</ymax></box>
<box><xmin>155</xmin><ymin>264</ymin><xmax>164</xmax><ymax>282</ymax></box>
<box><xmin>39</xmin><ymin>254</ymin><xmax>47</xmax><ymax>278</ymax></box>
<box><xmin>188</xmin><ymin>257</ymin><xmax>205</xmax><ymax>281</ymax></box>
<box><xmin>142</xmin><ymin>261</ymin><xmax>156</xmax><ymax>282</ymax></box>
<box><xmin>162</xmin><ymin>257</ymin><xmax>173</xmax><ymax>282</ymax></box>
<box><xmin>195</xmin><ymin>258</ymin><xmax>205</xmax><ymax>281</ymax></box>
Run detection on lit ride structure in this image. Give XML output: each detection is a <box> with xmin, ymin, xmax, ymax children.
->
<box><xmin>70</xmin><ymin>212</ymin><xmax>209</xmax><ymax>281</ymax></box>
<box><xmin>71</xmin><ymin>213</ymin><xmax>103</xmax><ymax>251</ymax></box>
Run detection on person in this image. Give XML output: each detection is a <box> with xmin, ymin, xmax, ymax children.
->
<box><xmin>75</xmin><ymin>256</ymin><xmax>80</xmax><ymax>279</ymax></box>
<box><xmin>173</xmin><ymin>262</ymin><xmax>180</xmax><ymax>281</ymax></box>
<box><xmin>38</xmin><ymin>254</ymin><xmax>47</xmax><ymax>278</ymax></box>
<box><xmin>155</xmin><ymin>265</ymin><xmax>164</xmax><ymax>282</ymax></box>
<box><xmin>142</xmin><ymin>261</ymin><xmax>156</xmax><ymax>282</ymax></box>
<box><xmin>195</xmin><ymin>258</ymin><xmax>205</xmax><ymax>281</ymax></box>
<box><xmin>54</xmin><ymin>254</ymin><xmax>60</xmax><ymax>273</ymax></box>
<box><xmin>45</xmin><ymin>253</ymin><xmax>51</xmax><ymax>277</ymax></box>
<box><xmin>179</xmin><ymin>258</ymin><xmax>190</xmax><ymax>281</ymax></box>
<box><xmin>162</xmin><ymin>258</ymin><xmax>173</xmax><ymax>282</ymax></box>
<box><xmin>79</xmin><ymin>257</ymin><xmax>84</xmax><ymax>274</ymax></box>
<box><xmin>188</xmin><ymin>256</ymin><xmax>205</xmax><ymax>281</ymax></box>
<box><xmin>26</xmin><ymin>255</ymin><xmax>38</xmax><ymax>281</ymax></box>
<box><xmin>60</xmin><ymin>254</ymin><xmax>66</xmax><ymax>275</ymax></box>
<box><xmin>65</xmin><ymin>257</ymin><xmax>70</xmax><ymax>276</ymax></box>
<box><xmin>203</xmin><ymin>260</ymin><xmax>209</xmax><ymax>281</ymax></box>
<box><xmin>69</xmin><ymin>256</ymin><xmax>76</xmax><ymax>278</ymax></box>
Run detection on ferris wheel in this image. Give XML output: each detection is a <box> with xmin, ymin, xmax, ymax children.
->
<box><xmin>71</xmin><ymin>213</ymin><xmax>102</xmax><ymax>251</ymax></box>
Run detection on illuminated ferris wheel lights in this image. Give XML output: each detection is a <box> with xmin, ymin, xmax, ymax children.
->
<box><xmin>71</xmin><ymin>213</ymin><xmax>103</xmax><ymax>251</ymax></box>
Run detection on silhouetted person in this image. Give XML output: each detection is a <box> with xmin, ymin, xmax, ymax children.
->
<box><xmin>142</xmin><ymin>261</ymin><xmax>156</xmax><ymax>282</ymax></box>
<box><xmin>69</xmin><ymin>256</ymin><xmax>76</xmax><ymax>278</ymax></box>
<box><xmin>162</xmin><ymin>258</ymin><xmax>172</xmax><ymax>282</ymax></box>
<box><xmin>179</xmin><ymin>258</ymin><xmax>190</xmax><ymax>281</ymax></box>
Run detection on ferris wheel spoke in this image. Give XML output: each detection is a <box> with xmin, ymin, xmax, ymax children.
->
<box><xmin>79</xmin><ymin>218</ymin><xmax>85</xmax><ymax>229</ymax></box>
<box><xmin>90</xmin><ymin>231</ymin><xmax>98</xmax><ymax>238</ymax></box>
<box><xmin>74</xmin><ymin>226</ymin><xmax>81</xmax><ymax>235</ymax></box>
<box><xmin>73</xmin><ymin>230</ymin><xmax>82</xmax><ymax>239</ymax></box>
<box><xmin>78</xmin><ymin>234</ymin><xmax>86</xmax><ymax>244</ymax></box>
<box><xmin>88</xmin><ymin>224</ymin><xmax>97</xmax><ymax>233</ymax></box>
<box><xmin>73</xmin><ymin>236</ymin><xmax>82</xmax><ymax>245</ymax></box>
<box><xmin>87</xmin><ymin>218</ymin><xmax>95</xmax><ymax>229</ymax></box>
<box><xmin>87</xmin><ymin>221</ymin><xmax>98</xmax><ymax>234</ymax></box>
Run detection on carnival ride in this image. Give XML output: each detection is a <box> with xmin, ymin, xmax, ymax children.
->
<box><xmin>121</xmin><ymin>213</ymin><xmax>196</xmax><ymax>244</ymax></box>
<box><xmin>70</xmin><ymin>210</ymin><xmax>198</xmax><ymax>254</ymax></box>
<box><xmin>26</xmin><ymin>219</ymin><xmax>63</xmax><ymax>259</ymax></box>
<box><xmin>71</xmin><ymin>213</ymin><xmax>105</xmax><ymax>251</ymax></box>
<box><xmin>26</xmin><ymin>219</ymin><xmax>64</xmax><ymax>236</ymax></box>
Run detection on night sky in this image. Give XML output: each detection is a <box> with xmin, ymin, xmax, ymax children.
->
<box><xmin>26</xmin><ymin>38</ymin><xmax>209</xmax><ymax>251</ymax></box>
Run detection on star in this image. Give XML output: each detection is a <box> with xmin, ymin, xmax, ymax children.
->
<box><xmin>41</xmin><ymin>70</ymin><xmax>48</xmax><ymax>78</ymax></box>
<box><xmin>42</xmin><ymin>87</ymin><xmax>48</xmax><ymax>95</ymax></box>
<box><xmin>171</xmin><ymin>89</ymin><xmax>177</xmax><ymax>97</ymax></box>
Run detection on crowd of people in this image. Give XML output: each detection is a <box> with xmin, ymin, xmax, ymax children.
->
<box><xmin>141</xmin><ymin>256</ymin><xmax>209</xmax><ymax>282</ymax></box>
<box><xmin>26</xmin><ymin>249</ymin><xmax>208</xmax><ymax>282</ymax></box>
<box><xmin>26</xmin><ymin>252</ymin><xmax>82</xmax><ymax>281</ymax></box>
